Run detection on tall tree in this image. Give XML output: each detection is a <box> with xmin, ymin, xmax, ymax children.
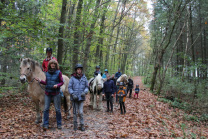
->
<box><xmin>57</xmin><ymin>0</ymin><xmax>67</xmax><ymax>69</ymax></box>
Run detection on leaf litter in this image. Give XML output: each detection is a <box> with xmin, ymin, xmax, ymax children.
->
<box><xmin>0</xmin><ymin>76</ymin><xmax>207</xmax><ymax>138</ymax></box>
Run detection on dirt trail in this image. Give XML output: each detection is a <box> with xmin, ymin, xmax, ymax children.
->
<box><xmin>0</xmin><ymin>76</ymin><xmax>207</xmax><ymax>138</ymax></box>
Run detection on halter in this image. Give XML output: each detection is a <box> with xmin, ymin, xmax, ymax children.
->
<box><xmin>20</xmin><ymin>68</ymin><xmax>35</xmax><ymax>84</ymax></box>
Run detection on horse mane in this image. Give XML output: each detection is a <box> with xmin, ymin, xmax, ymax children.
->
<box><xmin>22</xmin><ymin>58</ymin><xmax>42</xmax><ymax>71</ymax></box>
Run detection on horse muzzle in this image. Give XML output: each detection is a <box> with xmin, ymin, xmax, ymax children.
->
<box><xmin>20</xmin><ymin>75</ymin><xmax>26</xmax><ymax>84</ymax></box>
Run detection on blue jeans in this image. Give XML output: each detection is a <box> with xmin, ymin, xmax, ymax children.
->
<box><xmin>43</xmin><ymin>94</ymin><xmax>62</xmax><ymax>127</ymax></box>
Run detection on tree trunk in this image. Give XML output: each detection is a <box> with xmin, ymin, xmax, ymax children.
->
<box><xmin>83</xmin><ymin>0</ymin><xmax>101</xmax><ymax>72</ymax></box>
<box><xmin>73</xmin><ymin>0</ymin><xmax>84</xmax><ymax>67</ymax></box>
<box><xmin>57</xmin><ymin>0</ymin><xmax>67</xmax><ymax>70</ymax></box>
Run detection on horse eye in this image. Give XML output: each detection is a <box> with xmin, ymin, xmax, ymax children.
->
<box><xmin>20</xmin><ymin>67</ymin><xmax>21</xmax><ymax>69</ymax></box>
<box><xmin>27</xmin><ymin>68</ymin><xmax>30</xmax><ymax>70</ymax></box>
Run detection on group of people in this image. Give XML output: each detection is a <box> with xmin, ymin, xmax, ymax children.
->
<box><xmin>94</xmin><ymin>65</ymin><xmax>140</xmax><ymax>114</ymax></box>
<box><xmin>34</xmin><ymin>47</ymin><xmax>140</xmax><ymax>131</ymax></box>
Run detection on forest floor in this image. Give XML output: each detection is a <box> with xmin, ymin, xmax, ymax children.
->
<box><xmin>0</xmin><ymin>76</ymin><xmax>207</xmax><ymax>138</ymax></box>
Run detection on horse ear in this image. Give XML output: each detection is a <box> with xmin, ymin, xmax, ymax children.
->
<box><xmin>27</xmin><ymin>58</ymin><xmax>30</xmax><ymax>62</ymax></box>
<box><xmin>20</xmin><ymin>58</ymin><xmax>22</xmax><ymax>62</ymax></box>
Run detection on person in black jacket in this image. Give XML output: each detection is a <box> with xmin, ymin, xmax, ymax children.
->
<box><xmin>127</xmin><ymin>76</ymin><xmax>134</xmax><ymax>98</ymax></box>
<box><xmin>103</xmin><ymin>74</ymin><xmax>116</xmax><ymax>113</ymax></box>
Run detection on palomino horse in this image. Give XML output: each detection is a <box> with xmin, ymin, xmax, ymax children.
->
<box><xmin>89</xmin><ymin>74</ymin><xmax>104</xmax><ymax>110</ymax></box>
<box><xmin>117</xmin><ymin>74</ymin><xmax>128</xmax><ymax>85</ymax></box>
<box><xmin>19</xmin><ymin>58</ymin><xmax>71</xmax><ymax>124</ymax></box>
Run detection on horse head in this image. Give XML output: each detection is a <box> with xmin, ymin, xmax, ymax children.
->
<box><xmin>117</xmin><ymin>74</ymin><xmax>128</xmax><ymax>85</ymax></box>
<box><xmin>19</xmin><ymin>58</ymin><xmax>38</xmax><ymax>83</ymax></box>
<box><xmin>95</xmin><ymin>74</ymin><xmax>103</xmax><ymax>90</ymax></box>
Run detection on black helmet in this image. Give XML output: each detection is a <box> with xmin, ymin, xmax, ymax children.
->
<box><xmin>75</xmin><ymin>64</ymin><xmax>83</xmax><ymax>70</ymax></box>
<box><xmin>46</xmin><ymin>47</ymin><xmax>52</xmax><ymax>53</ymax></box>
<box><xmin>136</xmin><ymin>85</ymin><xmax>139</xmax><ymax>87</ymax></box>
<box><xmin>118</xmin><ymin>68</ymin><xmax>121</xmax><ymax>71</ymax></box>
<box><xmin>95</xmin><ymin>65</ymin><xmax>100</xmax><ymax>69</ymax></box>
<box><xmin>119</xmin><ymin>82</ymin><xmax>124</xmax><ymax>86</ymax></box>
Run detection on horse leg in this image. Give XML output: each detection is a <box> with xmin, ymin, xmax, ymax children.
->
<box><xmin>40</xmin><ymin>97</ymin><xmax>45</xmax><ymax>126</ymax></box>
<box><xmin>89</xmin><ymin>93</ymin><xmax>93</xmax><ymax>106</ymax></box>
<box><xmin>65</xmin><ymin>94</ymin><xmax>71</xmax><ymax>119</ymax></box>
<box><xmin>93</xmin><ymin>92</ymin><xmax>97</xmax><ymax>110</ymax></box>
<box><xmin>98</xmin><ymin>93</ymin><xmax>103</xmax><ymax>110</ymax></box>
<box><xmin>34</xmin><ymin>101</ymin><xmax>41</xmax><ymax>124</ymax></box>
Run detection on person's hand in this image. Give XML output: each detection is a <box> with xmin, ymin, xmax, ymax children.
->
<box><xmin>81</xmin><ymin>92</ymin><xmax>85</xmax><ymax>97</ymax></box>
<box><xmin>102</xmin><ymin>94</ymin><xmax>105</xmax><ymax>96</ymax></box>
<box><xmin>35</xmin><ymin>78</ymin><xmax>40</xmax><ymax>82</ymax></box>
<box><xmin>111</xmin><ymin>94</ymin><xmax>114</xmax><ymax>97</ymax></box>
<box><xmin>53</xmin><ymin>85</ymin><xmax>58</xmax><ymax>88</ymax></box>
<box><xmin>72</xmin><ymin>94</ymin><xmax>78</xmax><ymax>100</ymax></box>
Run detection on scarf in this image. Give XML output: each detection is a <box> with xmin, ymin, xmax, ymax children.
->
<box><xmin>48</xmin><ymin>68</ymin><xmax>56</xmax><ymax>74</ymax></box>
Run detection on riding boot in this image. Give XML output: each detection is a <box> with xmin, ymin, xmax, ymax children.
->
<box><xmin>73</xmin><ymin>122</ymin><xmax>78</xmax><ymax>131</ymax></box>
<box><xmin>80</xmin><ymin>124</ymin><xmax>85</xmax><ymax>131</ymax></box>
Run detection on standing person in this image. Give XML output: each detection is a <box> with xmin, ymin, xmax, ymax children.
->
<box><xmin>94</xmin><ymin>65</ymin><xmax>102</xmax><ymax>77</ymax></box>
<box><xmin>110</xmin><ymin>74</ymin><xmax>117</xmax><ymax>100</ymax></box>
<box><xmin>134</xmin><ymin>85</ymin><xmax>140</xmax><ymax>99</ymax></box>
<box><xmin>117</xmin><ymin>82</ymin><xmax>127</xmax><ymax>114</ymax></box>
<box><xmin>68</xmin><ymin>64</ymin><xmax>88</xmax><ymax>131</ymax></box>
<box><xmin>102</xmin><ymin>69</ymin><xmax>108</xmax><ymax>79</ymax></box>
<box><xmin>127</xmin><ymin>76</ymin><xmax>134</xmax><ymax>98</ymax></box>
<box><xmin>35</xmin><ymin>59</ymin><xmax>63</xmax><ymax>130</ymax></box>
<box><xmin>115</xmin><ymin>68</ymin><xmax>122</xmax><ymax>79</ymax></box>
<box><xmin>42</xmin><ymin>47</ymin><xmax>57</xmax><ymax>72</ymax></box>
<box><xmin>103</xmin><ymin>74</ymin><xmax>115</xmax><ymax>113</ymax></box>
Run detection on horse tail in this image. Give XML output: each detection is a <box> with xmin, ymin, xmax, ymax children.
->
<box><xmin>63</xmin><ymin>96</ymin><xmax>68</xmax><ymax>113</ymax></box>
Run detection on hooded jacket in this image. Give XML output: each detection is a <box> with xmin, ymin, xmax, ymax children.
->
<box><xmin>68</xmin><ymin>73</ymin><xmax>88</xmax><ymax>101</ymax></box>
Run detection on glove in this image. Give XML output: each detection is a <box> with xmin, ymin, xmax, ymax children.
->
<box><xmin>72</xmin><ymin>94</ymin><xmax>78</xmax><ymax>100</ymax></box>
<box><xmin>81</xmin><ymin>92</ymin><xmax>85</xmax><ymax>97</ymax></box>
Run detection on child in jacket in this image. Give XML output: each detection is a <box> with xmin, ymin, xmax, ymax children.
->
<box><xmin>134</xmin><ymin>85</ymin><xmax>140</xmax><ymax>98</ymax></box>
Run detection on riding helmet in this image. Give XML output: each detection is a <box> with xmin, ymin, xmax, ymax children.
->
<box><xmin>75</xmin><ymin>64</ymin><xmax>83</xmax><ymax>70</ymax></box>
<box><xmin>46</xmin><ymin>47</ymin><xmax>52</xmax><ymax>53</ymax></box>
<box><xmin>104</xmin><ymin>69</ymin><xmax>108</xmax><ymax>72</ymax></box>
<box><xmin>136</xmin><ymin>85</ymin><xmax>139</xmax><ymax>87</ymax></box>
<box><xmin>96</xmin><ymin>65</ymin><xmax>100</xmax><ymax>69</ymax></box>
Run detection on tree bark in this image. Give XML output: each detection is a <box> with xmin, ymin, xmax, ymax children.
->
<box><xmin>73</xmin><ymin>0</ymin><xmax>84</xmax><ymax>67</ymax></box>
<box><xmin>83</xmin><ymin>0</ymin><xmax>101</xmax><ymax>72</ymax></box>
<box><xmin>57</xmin><ymin>0</ymin><xmax>67</xmax><ymax>70</ymax></box>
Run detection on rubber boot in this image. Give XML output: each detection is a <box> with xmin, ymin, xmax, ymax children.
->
<box><xmin>80</xmin><ymin>124</ymin><xmax>85</xmax><ymax>131</ymax></box>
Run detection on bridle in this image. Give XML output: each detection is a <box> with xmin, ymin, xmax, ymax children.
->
<box><xmin>20</xmin><ymin>68</ymin><xmax>35</xmax><ymax>84</ymax></box>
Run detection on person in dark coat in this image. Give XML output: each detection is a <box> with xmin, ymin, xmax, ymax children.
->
<box><xmin>127</xmin><ymin>76</ymin><xmax>134</xmax><ymax>98</ymax></box>
<box><xmin>103</xmin><ymin>74</ymin><xmax>116</xmax><ymax>112</ymax></box>
<box><xmin>115</xmin><ymin>68</ymin><xmax>122</xmax><ymax>79</ymax></box>
<box><xmin>94</xmin><ymin>65</ymin><xmax>102</xmax><ymax>77</ymax></box>
<box><xmin>68</xmin><ymin>64</ymin><xmax>88</xmax><ymax>131</ymax></box>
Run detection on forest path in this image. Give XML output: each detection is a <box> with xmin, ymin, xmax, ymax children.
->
<box><xmin>0</xmin><ymin>76</ymin><xmax>207</xmax><ymax>138</ymax></box>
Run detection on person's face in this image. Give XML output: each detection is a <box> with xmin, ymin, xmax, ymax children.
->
<box><xmin>107</xmin><ymin>75</ymin><xmax>110</xmax><ymax>80</ymax></box>
<box><xmin>76</xmin><ymin>68</ymin><xmax>82</xmax><ymax>74</ymax></box>
<box><xmin>96</xmin><ymin>68</ymin><xmax>100</xmax><ymax>71</ymax></box>
<box><xmin>47</xmin><ymin>52</ymin><xmax>52</xmax><ymax>58</ymax></box>
<box><xmin>119</xmin><ymin>86</ymin><xmax>123</xmax><ymax>89</ymax></box>
<box><xmin>105</xmin><ymin>71</ymin><xmax>107</xmax><ymax>74</ymax></box>
<box><xmin>50</xmin><ymin>63</ymin><xmax>56</xmax><ymax>69</ymax></box>
<box><xmin>118</xmin><ymin>70</ymin><xmax>120</xmax><ymax>72</ymax></box>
